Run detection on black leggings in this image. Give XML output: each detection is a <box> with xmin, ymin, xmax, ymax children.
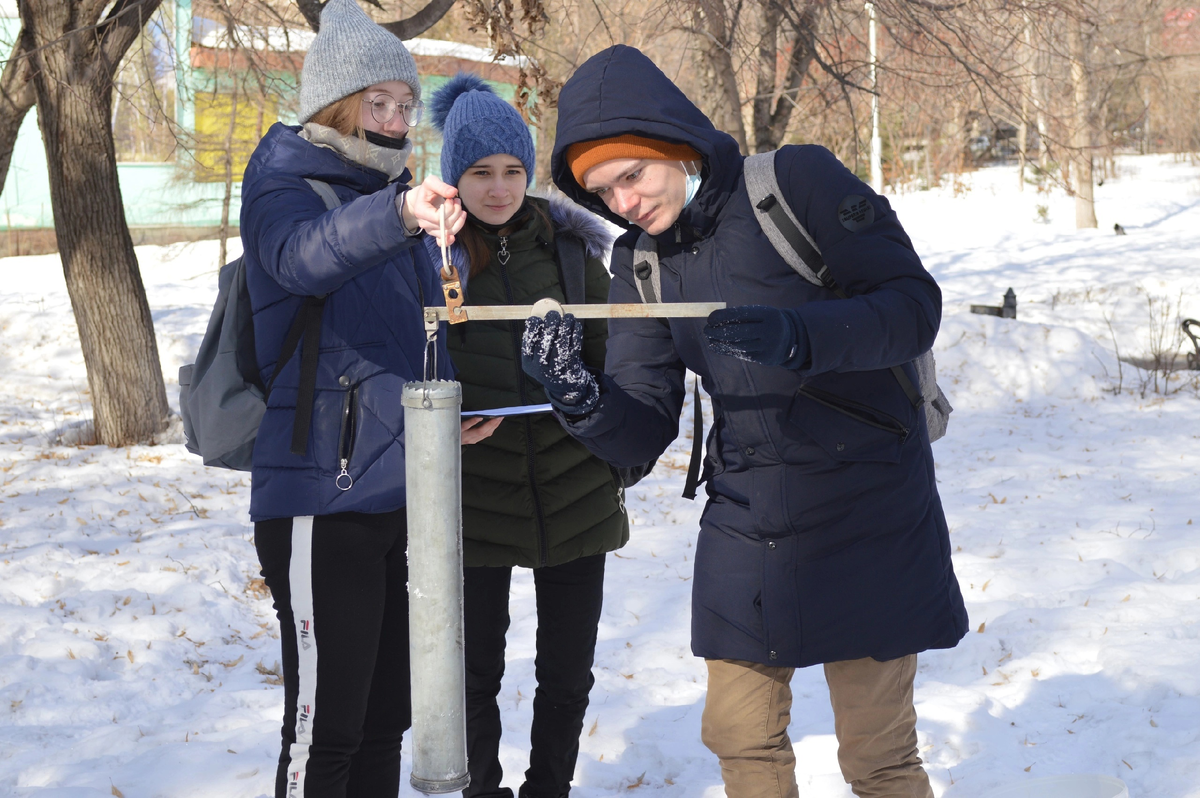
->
<box><xmin>255</xmin><ymin>509</ymin><xmax>410</xmax><ymax>798</ymax></box>
<box><xmin>463</xmin><ymin>553</ymin><xmax>607</xmax><ymax>798</ymax></box>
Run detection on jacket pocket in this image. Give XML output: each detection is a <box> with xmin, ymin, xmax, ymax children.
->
<box><xmin>760</xmin><ymin>533</ymin><xmax>802</xmax><ymax>664</ymax></box>
<box><xmin>788</xmin><ymin>383</ymin><xmax>907</xmax><ymax>464</ymax></box>
<box><xmin>336</xmin><ymin>383</ymin><xmax>359</xmax><ymax>490</ymax></box>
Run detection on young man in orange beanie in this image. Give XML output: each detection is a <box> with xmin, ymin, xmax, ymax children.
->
<box><xmin>518</xmin><ymin>45</ymin><xmax>967</xmax><ymax>798</ymax></box>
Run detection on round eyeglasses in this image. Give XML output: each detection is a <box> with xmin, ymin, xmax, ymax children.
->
<box><xmin>363</xmin><ymin>96</ymin><xmax>424</xmax><ymax>126</ymax></box>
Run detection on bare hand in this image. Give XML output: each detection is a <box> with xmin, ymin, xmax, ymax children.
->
<box><xmin>403</xmin><ymin>175</ymin><xmax>466</xmax><ymax>247</ymax></box>
<box><xmin>461</xmin><ymin>415</ymin><xmax>502</xmax><ymax>445</ymax></box>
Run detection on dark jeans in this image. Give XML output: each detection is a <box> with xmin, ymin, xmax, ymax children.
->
<box><xmin>463</xmin><ymin>553</ymin><xmax>607</xmax><ymax>798</ymax></box>
<box><xmin>255</xmin><ymin>509</ymin><xmax>411</xmax><ymax>798</ymax></box>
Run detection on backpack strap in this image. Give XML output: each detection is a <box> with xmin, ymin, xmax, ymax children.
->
<box><xmin>681</xmin><ymin>377</ymin><xmax>704</xmax><ymax>500</ymax></box>
<box><xmin>632</xmin><ymin>232</ymin><xmax>662</xmax><ymax>304</ymax></box>
<box><xmin>554</xmin><ymin>232</ymin><xmax>588</xmax><ymax>305</ymax></box>
<box><xmin>744</xmin><ymin>152</ymin><xmax>826</xmax><ymax>289</ymax></box>
<box><xmin>231</xmin><ymin>257</ymin><xmax>264</xmax><ymax>394</ymax></box>
<box><xmin>304</xmin><ymin>178</ymin><xmax>341</xmax><ymax>211</ymax></box>
<box><xmin>264</xmin><ymin>301</ymin><xmax>307</xmax><ymax>399</ymax></box>
<box><xmin>628</xmin><ymin>232</ymin><xmax>705</xmax><ymax>500</ymax></box>
<box><xmin>257</xmin><ymin>292</ymin><xmax>329</xmax><ymax>457</ymax></box>
<box><xmin>743</xmin><ymin>151</ymin><xmax>924</xmax><ymax>411</ymax></box>
<box><xmin>281</xmin><ymin>178</ymin><xmax>342</xmax><ymax>456</ymax></box>
<box><xmin>289</xmin><ymin>296</ymin><xmax>327</xmax><ymax>455</ymax></box>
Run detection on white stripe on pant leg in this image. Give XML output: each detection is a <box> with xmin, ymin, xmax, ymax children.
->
<box><xmin>286</xmin><ymin>516</ymin><xmax>318</xmax><ymax>798</ymax></box>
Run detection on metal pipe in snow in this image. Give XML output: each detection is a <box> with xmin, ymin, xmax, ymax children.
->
<box><xmin>402</xmin><ymin>380</ymin><xmax>470</xmax><ymax>795</ymax></box>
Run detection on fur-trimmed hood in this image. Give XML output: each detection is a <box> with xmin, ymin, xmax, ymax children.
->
<box><xmin>540</xmin><ymin>190</ymin><xmax>617</xmax><ymax>260</ymax></box>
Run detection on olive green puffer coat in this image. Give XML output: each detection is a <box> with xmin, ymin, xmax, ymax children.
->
<box><xmin>443</xmin><ymin>196</ymin><xmax>629</xmax><ymax>568</ymax></box>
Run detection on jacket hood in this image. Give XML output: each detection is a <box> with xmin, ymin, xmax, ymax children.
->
<box><xmin>243</xmin><ymin>123</ymin><xmax>409</xmax><ymax>196</ymax></box>
<box><xmin>550</xmin><ymin>45</ymin><xmax>743</xmax><ymax>236</ymax></box>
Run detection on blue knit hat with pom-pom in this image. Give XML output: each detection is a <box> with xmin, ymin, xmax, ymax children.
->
<box><xmin>431</xmin><ymin>73</ymin><xmax>534</xmax><ymax>186</ymax></box>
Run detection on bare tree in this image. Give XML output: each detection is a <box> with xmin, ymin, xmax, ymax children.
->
<box><xmin>1016</xmin><ymin>7</ymin><xmax>1033</xmax><ymax>190</ymax></box>
<box><xmin>751</xmin><ymin>1</ymin><xmax>820</xmax><ymax>153</ymax></box>
<box><xmin>467</xmin><ymin>0</ymin><xmax>682</xmax><ymax>184</ymax></box>
<box><xmin>689</xmin><ymin>0</ymin><xmax>750</xmax><ymax>152</ymax></box>
<box><xmin>674</xmin><ymin>0</ymin><xmax>848</xmax><ymax>156</ymax></box>
<box><xmin>868</xmin><ymin>0</ymin><xmax>1200</xmax><ymax>204</ymax></box>
<box><xmin>1067</xmin><ymin>10</ymin><xmax>1096</xmax><ymax>227</ymax></box>
<box><xmin>443</xmin><ymin>0</ymin><xmax>1198</xmax><ymax>191</ymax></box>
<box><xmin>14</xmin><ymin>0</ymin><xmax>171</xmax><ymax>445</ymax></box>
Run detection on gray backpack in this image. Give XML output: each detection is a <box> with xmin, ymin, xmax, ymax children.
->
<box><xmin>632</xmin><ymin>150</ymin><xmax>952</xmax><ymax>442</ymax></box>
<box><xmin>178</xmin><ymin>179</ymin><xmax>341</xmax><ymax>470</ymax></box>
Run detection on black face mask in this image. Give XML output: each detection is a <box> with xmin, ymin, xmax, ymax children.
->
<box><xmin>361</xmin><ymin>129</ymin><xmax>408</xmax><ymax>150</ymax></box>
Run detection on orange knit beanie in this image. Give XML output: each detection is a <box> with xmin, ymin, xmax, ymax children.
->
<box><xmin>566</xmin><ymin>134</ymin><xmax>701</xmax><ymax>187</ymax></box>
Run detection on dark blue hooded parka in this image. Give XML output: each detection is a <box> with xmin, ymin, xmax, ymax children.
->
<box><xmin>240</xmin><ymin>123</ymin><xmax>452</xmax><ymax>522</ymax></box>
<box><xmin>550</xmin><ymin>46</ymin><xmax>968</xmax><ymax>667</ymax></box>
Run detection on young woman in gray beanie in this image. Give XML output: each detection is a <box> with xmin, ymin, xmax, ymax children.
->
<box><xmin>239</xmin><ymin>3</ymin><xmax>497</xmax><ymax>797</ymax></box>
<box><xmin>423</xmin><ymin>73</ymin><xmax>628</xmax><ymax>798</ymax></box>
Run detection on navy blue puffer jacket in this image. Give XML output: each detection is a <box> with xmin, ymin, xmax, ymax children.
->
<box><xmin>240</xmin><ymin>123</ymin><xmax>452</xmax><ymax>521</ymax></box>
<box><xmin>550</xmin><ymin>46</ymin><xmax>968</xmax><ymax>667</ymax></box>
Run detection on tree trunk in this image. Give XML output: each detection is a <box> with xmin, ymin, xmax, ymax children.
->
<box><xmin>751</xmin><ymin>0</ymin><xmax>817</xmax><ymax>154</ymax></box>
<box><xmin>21</xmin><ymin>0</ymin><xmax>169</xmax><ymax>445</ymax></box>
<box><xmin>535</xmin><ymin>105</ymin><xmax>558</xmax><ymax>189</ymax></box>
<box><xmin>218</xmin><ymin>14</ymin><xmax>241</xmax><ymax>269</ymax></box>
<box><xmin>1017</xmin><ymin>10</ymin><xmax>1032</xmax><ymax>192</ymax></box>
<box><xmin>753</xmin><ymin>0</ymin><xmax>785</xmax><ymax>154</ymax></box>
<box><xmin>693</xmin><ymin>0</ymin><xmax>749</xmax><ymax>154</ymax></box>
<box><xmin>0</xmin><ymin>35</ymin><xmax>37</xmax><ymax>197</ymax></box>
<box><xmin>1141</xmin><ymin>26</ymin><xmax>1152</xmax><ymax>154</ymax></box>
<box><xmin>1035</xmin><ymin>62</ymin><xmax>1048</xmax><ymax>171</ymax></box>
<box><xmin>219</xmin><ymin>79</ymin><xmax>239</xmax><ymax>268</ymax></box>
<box><xmin>1017</xmin><ymin>115</ymin><xmax>1027</xmax><ymax>191</ymax></box>
<box><xmin>1068</xmin><ymin>15</ymin><xmax>1097</xmax><ymax>229</ymax></box>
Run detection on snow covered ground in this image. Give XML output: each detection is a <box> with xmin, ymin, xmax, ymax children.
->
<box><xmin>0</xmin><ymin>153</ymin><xmax>1197</xmax><ymax>797</ymax></box>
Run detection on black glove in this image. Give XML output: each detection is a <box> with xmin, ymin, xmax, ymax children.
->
<box><xmin>704</xmin><ymin>305</ymin><xmax>810</xmax><ymax>368</ymax></box>
<box><xmin>521</xmin><ymin>311</ymin><xmax>600</xmax><ymax>415</ymax></box>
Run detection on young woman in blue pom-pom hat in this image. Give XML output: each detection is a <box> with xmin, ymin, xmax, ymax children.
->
<box><xmin>424</xmin><ymin>72</ymin><xmax>631</xmax><ymax>798</ymax></box>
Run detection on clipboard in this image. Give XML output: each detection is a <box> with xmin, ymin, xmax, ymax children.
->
<box><xmin>461</xmin><ymin>403</ymin><xmax>553</xmax><ymax>418</ymax></box>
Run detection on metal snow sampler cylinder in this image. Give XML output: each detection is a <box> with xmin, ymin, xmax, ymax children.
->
<box><xmin>402</xmin><ymin>379</ymin><xmax>470</xmax><ymax>795</ymax></box>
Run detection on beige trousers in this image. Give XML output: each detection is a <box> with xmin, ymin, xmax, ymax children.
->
<box><xmin>700</xmin><ymin>655</ymin><xmax>933</xmax><ymax>798</ymax></box>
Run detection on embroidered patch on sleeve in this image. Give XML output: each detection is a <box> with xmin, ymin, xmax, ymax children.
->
<box><xmin>837</xmin><ymin>194</ymin><xmax>875</xmax><ymax>232</ymax></box>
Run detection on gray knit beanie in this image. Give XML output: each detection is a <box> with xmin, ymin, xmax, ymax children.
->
<box><xmin>299</xmin><ymin>0</ymin><xmax>421</xmax><ymax>124</ymax></box>
<box><xmin>430</xmin><ymin>73</ymin><xmax>535</xmax><ymax>186</ymax></box>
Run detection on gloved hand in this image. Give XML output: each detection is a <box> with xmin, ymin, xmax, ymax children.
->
<box><xmin>521</xmin><ymin>311</ymin><xmax>600</xmax><ymax>415</ymax></box>
<box><xmin>704</xmin><ymin>305</ymin><xmax>810</xmax><ymax>368</ymax></box>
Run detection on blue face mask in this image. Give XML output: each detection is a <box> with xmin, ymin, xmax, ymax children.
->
<box><xmin>683</xmin><ymin>170</ymin><xmax>702</xmax><ymax>207</ymax></box>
